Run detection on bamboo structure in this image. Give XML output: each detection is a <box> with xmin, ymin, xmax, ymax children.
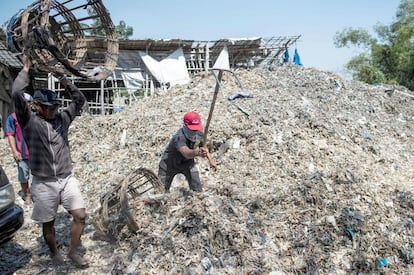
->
<box><xmin>3</xmin><ymin>0</ymin><xmax>118</xmax><ymax>80</ymax></box>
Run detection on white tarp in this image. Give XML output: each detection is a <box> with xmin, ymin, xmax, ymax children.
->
<box><xmin>139</xmin><ymin>48</ymin><xmax>190</xmax><ymax>87</ymax></box>
<box><xmin>212</xmin><ymin>45</ymin><xmax>230</xmax><ymax>70</ymax></box>
<box><xmin>160</xmin><ymin>48</ymin><xmax>191</xmax><ymax>86</ymax></box>
<box><xmin>120</xmin><ymin>71</ymin><xmax>145</xmax><ymax>93</ymax></box>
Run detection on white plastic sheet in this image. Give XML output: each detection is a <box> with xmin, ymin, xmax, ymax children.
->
<box><xmin>212</xmin><ymin>45</ymin><xmax>230</xmax><ymax>70</ymax></box>
<box><xmin>139</xmin><ymin>48</ymin><xmax>190</xmax><ymax>87</ymax></box>
<box><xmin>120</xmin><ymin>71</ymin><xmax>145</xmax><ymax>93</ymax></box>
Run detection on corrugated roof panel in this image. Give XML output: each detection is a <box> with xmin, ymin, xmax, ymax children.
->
<box><xmin>0</xmin><ymin>42</ymin><xmax>22</xmax><ymax>68</ymax></box>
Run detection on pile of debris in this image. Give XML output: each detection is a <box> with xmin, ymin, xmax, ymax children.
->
<box><xmin>0</xmin><ymin>64</ymin><xmax>413</xmax><ymax>274</ymax></box>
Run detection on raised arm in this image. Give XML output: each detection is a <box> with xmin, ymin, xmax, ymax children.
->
<box><xmin>54</xmin><ymin>72</ymin><xmax>86</xmax><ymax>121</ymax></box>
<box><xmin>12</xmin><ymin>54</ymin><xmax>31</xmax><ymax>128</ymax></box>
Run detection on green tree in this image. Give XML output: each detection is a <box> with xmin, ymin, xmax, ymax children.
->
<box><xmin>334</xmin><ymin>0</ymin><xmax>414</xmax><ymax>90</ymax></box>
<box><xmin>115</xmin><ymin>20</ymin><xmax>133</xmax><ymax>40</ymax></box>
<box><xmin>87</xmin><ymin>8</ymin><xmax>134</xmax><ymax>40</ymax></box>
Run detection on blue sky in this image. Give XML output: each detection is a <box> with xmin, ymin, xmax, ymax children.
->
<box><xmin>0</xmin><ymin>0</ymin><xmax>401</xmax><ymax>77</ymax></box>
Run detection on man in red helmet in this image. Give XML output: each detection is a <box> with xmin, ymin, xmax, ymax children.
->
<box><xmin>158</xmin><ymin>111</ymin><xmax>216</xmax><ymax>192</ymax></box>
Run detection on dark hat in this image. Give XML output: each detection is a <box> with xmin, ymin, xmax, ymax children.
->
<box><xmin>33</xmin><ymin>89</ymin><xmax>61</xmax><ymax>106</ymax></box>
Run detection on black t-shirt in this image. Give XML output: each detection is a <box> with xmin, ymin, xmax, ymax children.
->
<box><xmin>159</xmin><ymin>127</ymin><xmax>203</xmax><ymax>171</ymax></box>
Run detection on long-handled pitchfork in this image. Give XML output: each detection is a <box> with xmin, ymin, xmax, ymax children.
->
<box><xmin>202</xmin><ymin>69</ymin><xmax>222</xmax><ymax>171</ymax></box>
<box><xmin>202</xmin><ymin>54</ymin><xmax>246</xmax><ymax>171</ymax></box>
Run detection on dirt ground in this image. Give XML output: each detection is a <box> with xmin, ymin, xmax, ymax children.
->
<box><xmin>0</xmin><ymin>65</ymin><xmax>413</xmax><ymax>274</ymax></box>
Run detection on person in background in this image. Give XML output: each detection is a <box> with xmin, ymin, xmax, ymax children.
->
<box><xmin>5</xmin><ymin>92</ymin><xmax>33</xmax><ymax>204</ymax></box>
<box><xmin>158</xmin><ymin>111</ymin><xmax>216</xmax><ymax>193</ymax></box>
<box><xmin>12</xmin><ymin>54</ymin><xmax>88</xmax><ymax>268</ymax></box>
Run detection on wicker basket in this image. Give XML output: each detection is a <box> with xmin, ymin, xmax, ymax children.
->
<box><xmin>92</xmin><ymin>167</ymin><xmax>164</xmax><ymax>238</ymax></box>
<box><xmin>4</xmin><ymin>0</ymin><xmax>118</xmax><ymax>80</ymax></box>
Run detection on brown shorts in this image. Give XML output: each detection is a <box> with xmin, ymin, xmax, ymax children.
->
<box><xmin>30</xmin><ymin>174</ymin><xmax>85</xmax><ymax>223</ymax></box>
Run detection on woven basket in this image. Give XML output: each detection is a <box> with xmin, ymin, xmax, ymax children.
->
<box><xmin>4</xmin><ymin>0</ymin><xmax>118</xmax><ymax>80</ymax></box>
<box><xmin>92</xmin><ymin>167</ymin><xmax>164</xmax><ymax>238</ymax></box>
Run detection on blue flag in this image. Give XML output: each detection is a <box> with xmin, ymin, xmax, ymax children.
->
<box><xmin>283</xmin><ymin>48</ymin><xmax>289</xmax><ymax>63</ymax></box>
<box><xmin>293</xmin><ymin>48</ymin><xmax>303</xmax><ymax>66</ymax></box>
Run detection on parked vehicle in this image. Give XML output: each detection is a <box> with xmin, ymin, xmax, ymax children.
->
<box><xmin>0</xmin><ymin>165</ymin><xmax>24</xmax><ymax>245</ymax></box>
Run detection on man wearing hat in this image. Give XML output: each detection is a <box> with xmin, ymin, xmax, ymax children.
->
<box><xmin>12</xmin><ymin>54</ymin><xmax>88</xmax><ymax>268</ymax></box>
<box><xmin>5</xmin><ymin>92</ymin><xmax>33</xmax><ymax>204</ymax></box>
<box><xmin>158</xmin><ymin>111</ymin><xmax>216</xmax><ymax>193</ymax></box>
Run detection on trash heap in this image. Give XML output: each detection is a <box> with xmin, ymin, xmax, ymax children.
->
<box><xmin>0</xmin><ymin>64</ymin><xmax>413</xmax><ymax>274</ymax></box>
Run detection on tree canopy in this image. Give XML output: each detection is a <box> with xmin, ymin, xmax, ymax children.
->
<box><xmin>334</xmin><ymin>0</ymin><xmax>414</xmax><ymax>90</ymax></box>
<box><xmin>114</xmin><ymin>20</ymin><xmax>134</xmax><ymax>40</ymax></box>
<box><xmin>87</xmin><ymin>8</ymin><xmax>133</xmax><ymax>40</ymax></box>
